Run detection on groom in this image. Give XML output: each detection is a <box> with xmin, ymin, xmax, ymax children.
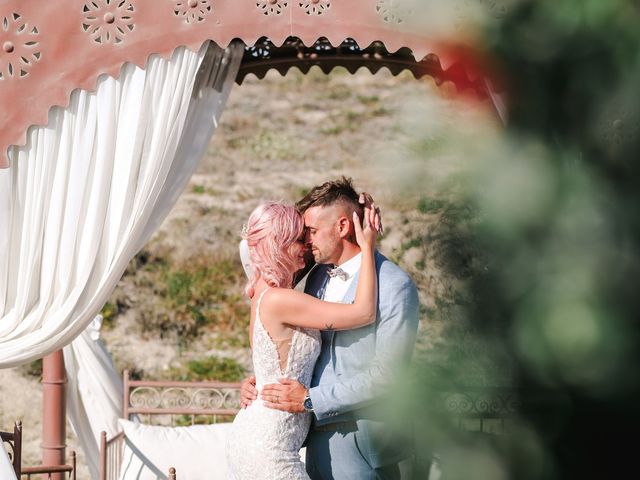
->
<box><xmin>241</xmin><ymin>177</ymin><xmax>419</xmax><ymax>479</ymax></box>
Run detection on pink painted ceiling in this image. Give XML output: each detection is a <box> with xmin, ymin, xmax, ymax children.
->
<box><xmin>0</xmin><ymin>0</ymin><xmax>483</xmax><ymax>168</ymax></box>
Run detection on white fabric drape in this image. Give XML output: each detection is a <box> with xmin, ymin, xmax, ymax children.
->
<box><xmin>0</xmin><ymin>41</ymin><xmax>243</xmax><ymax>367</ymax></box>
<box><xmin>0</xmin><ymin>441</ymin><xmax>17</xmax><ymax>480</ymax></box>
<box><xmin>0</xmin><ymin>40</ymin><xmax>242</xmax><ymax>478</ymax></box>
<box><xmin>64</xmin><ymin>43</ymin><xmax>241</xmax><ymax>480</ymax></box>
<box><xmin>64</xmin><ymin>315</ymin><xmax>122</xmax><ymax>480</ymax></box>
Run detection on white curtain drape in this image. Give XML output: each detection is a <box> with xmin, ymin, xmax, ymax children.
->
<box><xmin>0</xmin><ymin>440</ymin><xmax>17</xmax><ymax>480</ymax></box>
<box><xmin>64</xmin><ymin>45</ymin><xmax>243</xmax><ymax>479</ymax></box>
<box><xmin>64</xmin><ymin>315</ymin><xmax>122</xmax><ymax>480</ymax></box>
<box><xmin>2</xmin><ymin>40</ymin><xmax>242</xmax><ymax>479</ymax></box>
<box><xmin>0</xmin><ymin>41</ymin><xmax>243</xmax><ymax>367</ymax></box>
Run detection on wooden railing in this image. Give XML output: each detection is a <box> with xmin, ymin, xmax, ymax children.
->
<box><xmin>99</xmin><ymin>431</ymin><xmax>124</xmax><ymax>480</ymax></box>
<box><xmin>21</xmin><ymin>451</ymin><xmax>76</xmax><ymax>480</ymax></box>
<box><xmin>1</xmin><ymin>421</ymin><xmax>22</xmax><ymax>477</ymax></box>
<box><xmin>3</xmin><ymin>420</ymin><xmax>77</xmax><ymax>480</ymax></box>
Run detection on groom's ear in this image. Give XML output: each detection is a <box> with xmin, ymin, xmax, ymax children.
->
<box><xmin>337</xmin><ymin>215</ymin><xmax>352</xmax><ymax>239</ymax></box>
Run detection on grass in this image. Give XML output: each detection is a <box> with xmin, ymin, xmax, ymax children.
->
<box><xmin>186</xmin><ymin>356</ymin><xmax>245</xmax><ymax>382</ymax></box>
<box><xmin>148</xmin><ymin>256</ymin><xmax>250</xmax><ymax>343</ymax></box>
<box><xmin>107</xmin><ymin>249</ymin><xmax>250</xmax><ymax>347</ymax></box>
<box><xmin>418</xmin><ymin>196</ymin><xmax>447</xmax><ymax>214</ymax></box>
<box><xmin>249</xmin><ymin>130</ymin><xmax>299</xmax><ymax>161</ymax></box>
<box><xmin>165</xmin><ymin>356</ymin><xmax>246</xmax><ymax>382</ymax></box>
<box><xmin>401</xmin><ymin>237</ymin><xmax>422</xmax><ymax>251</ymax></box>
<box><xmin>19</xmin><ymin>358</ymin><xmax>43</xmax><ymax>379</ymax></box>
<box><xmin>100</xmin><ymin>302</ymin><xmax>119</xmax><ymax>330</ymax></box>
<box><xmin>357</xmin><ymin>94</ymin><xmax>380</xmax><ymax>105</ymax></box>
<box><xmin>323</xmin><ymin>84</ymin><xmax>352</xmax><ymax>101</ymax></box>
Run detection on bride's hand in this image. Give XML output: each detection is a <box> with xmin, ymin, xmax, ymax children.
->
<box><xmin>359</xmin><ymin>192</ymin><xmax>383</xmax><ymax>234</ymax></box>
<box><xmin>353</xmin><ymin>200</ymin><xmax>378</xmax><ymax>252</ymax></box>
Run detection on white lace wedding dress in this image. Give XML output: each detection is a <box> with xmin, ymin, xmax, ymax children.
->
<box><xmin>227</xmin><ymin>289</ymin><xmax>321</xmax><ymax>479</ymax></box>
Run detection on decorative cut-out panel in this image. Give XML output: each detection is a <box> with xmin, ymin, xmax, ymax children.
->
<box><xmin>82</xmin><ymin>0</ymin><xmax>135</xmax><ymax>44</ymax></box>
<box><xmin>375</xmin><ymin>0</ymin><xmax>411</xmax><ymax>24</ymax></box>
<box><xmin>256</xmin><ymin>0</ymin><xmax>289</xmax><ymax>16</ymax></box>
<box><xmin>0</xmin><ymin>13</ymin><xmax>40</xmax><ymax>80</ymax></box>
<box><xmin>173</xmin><ymin>0</ymin><xmax>214</xmax><ymax>24</ymax></box>
<box><xmin>0</xmin><ymin>0</ymin><xmax>487</xmax><ymax>168</ymax></box>
<box><xmin>299</xmin><ymin>0</ymin><xmax>331</xmax><ymax>16</ymax></box>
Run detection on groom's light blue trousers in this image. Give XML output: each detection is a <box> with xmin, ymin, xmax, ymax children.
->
<box><xmin>305</xmin><ymin>428</ymin><xmax>401</xmax><ymax>480</ymax></box>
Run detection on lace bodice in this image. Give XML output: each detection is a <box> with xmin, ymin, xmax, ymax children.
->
<box><xmin>227</xmin><ymin>288</ymin><xmax>321</xmax><ymax>479</ymax></box>
<box><xmin>252</xmin><ymin>289</ymin><xmax>320</xmax><ymax>390</ymax></box>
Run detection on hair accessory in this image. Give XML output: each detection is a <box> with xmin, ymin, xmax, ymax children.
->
<box><xmin>239</xmin><ymin>239</ymin><xmax>252</xmax><ymax>279</ymax></box>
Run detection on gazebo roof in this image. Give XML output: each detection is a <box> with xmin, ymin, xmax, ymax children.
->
<box><xmin>0</xmin><ymin>0</ymin><xmax>489</xmax><ymax>167</ymax></box>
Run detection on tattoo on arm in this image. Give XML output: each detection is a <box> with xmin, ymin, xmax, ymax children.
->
<box><xmin>324</xmin><ymin>323</ymin><xmax>334</xmax><ymax>331</ymax></box>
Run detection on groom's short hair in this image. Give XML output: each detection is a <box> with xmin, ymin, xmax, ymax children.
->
<box><xmin>296</xmin><ymin>176</ymin><xmax>361</xmax><ymax>215</ymax></box>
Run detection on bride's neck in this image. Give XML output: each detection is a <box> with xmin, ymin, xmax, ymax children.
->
<box><xmin>252</xmin><ymin>278</ymin><xmax>271</xmax><ymax>299</ymax></box>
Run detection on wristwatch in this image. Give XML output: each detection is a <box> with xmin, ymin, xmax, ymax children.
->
<box><xmin>303</xmin><ymin>394</ymin><xmax>313</xmax><ymax>412</ymax></box>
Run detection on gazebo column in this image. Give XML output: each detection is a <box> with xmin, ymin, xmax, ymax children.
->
<box><xmin>42</xmin><ymin>349</ymin><xmax>67</xmax><ymax>479</ymax></box>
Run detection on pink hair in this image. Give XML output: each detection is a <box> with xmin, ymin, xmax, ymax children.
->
<box><xmin>243</xmin><ymin>202</ymin><xmax>304</xmax><ymax>297</ymax></box>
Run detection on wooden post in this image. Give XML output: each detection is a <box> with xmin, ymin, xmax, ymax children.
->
<box><xmin>42</xmin><ymin>349</ymin><xmax>67</xmax><ymax>480</ymax></box>
<box><xmin>15</xmin><ymin>420</ymin><xmax>22</xmax><ymax>477</ymax></box>
<box><xmin>71</xmin><ymin>450</ymin><xmax>77</xmax><ymax>480</ymax></box>
<box><xmin>99</xmin><ymin>431</ymin><xmax>107</xmax><ymax>480</ymax></box>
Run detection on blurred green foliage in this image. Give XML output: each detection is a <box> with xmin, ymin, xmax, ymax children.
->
<box><xmin>388</xmin><ymin>1</ymin><xmax>640</xmax><ymax>478</ymax></box>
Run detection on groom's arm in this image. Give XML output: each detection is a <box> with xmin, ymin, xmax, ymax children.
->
<box><xmin>309</xmin><ymin>277</ymin><xmax>419</xmax><ymax>421</ymax></box>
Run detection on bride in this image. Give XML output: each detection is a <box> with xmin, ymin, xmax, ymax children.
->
<box><xmin>226</xmin><ymin>200</ymin><xmax>379</xmax><ymax>479</ymax></box>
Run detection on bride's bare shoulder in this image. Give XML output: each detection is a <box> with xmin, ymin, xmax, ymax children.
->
<box><xmin>262</xmin><ymin>287</ymin><xmax>308</xmax><ymax>309</ymax></box>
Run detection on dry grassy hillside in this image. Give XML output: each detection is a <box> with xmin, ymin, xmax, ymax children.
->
<box><xmin>1</xmin><ymin>66</ymin><xmax>490</xmax><ymax>479</ymax></box>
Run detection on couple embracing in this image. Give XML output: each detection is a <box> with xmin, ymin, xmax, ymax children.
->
<box><xmin>226</xmin><ymin>178</ymin><xmax>420</xmax><ymax>479</ymax></box>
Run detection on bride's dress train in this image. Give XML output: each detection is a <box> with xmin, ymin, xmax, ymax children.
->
<box><xmin>226</xmin><ymin>289</ymin><xmax>321</xmax><ymax>479</ymax></box>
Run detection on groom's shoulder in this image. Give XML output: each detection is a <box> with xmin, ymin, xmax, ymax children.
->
<box><xmin>375</xmin><ymin>251</ymin><xmax>415</xmax><ymax>289</ymax></box>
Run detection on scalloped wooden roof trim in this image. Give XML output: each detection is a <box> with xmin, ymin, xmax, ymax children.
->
<box><xmin>0</xmin><ymin>0</ymin><xmax>471</xmax><ymax>168</ymax></box>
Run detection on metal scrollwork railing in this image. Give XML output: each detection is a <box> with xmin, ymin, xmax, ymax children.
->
<box><xmin>192</xmin><ymin>388</ymin><xmax>240</xmax><ymax>410</ymax></box>
<box><xmin>129</xmin><ymin>385</ymin><xmax>240</xmax><ymax>412</ymax></box>
<box><xmin>442</xmin><ymin>388</ymin><xmax>519</xmax><ymax>417</ymax></box>
<box><xmin>123</xmin><ymin>371</ymin><xmax>242</xmax><ymax>421</ymax></box>
<box><xmin>129</xmin><ymin>386</ymin><xmax>162</xmax><ymax>409</ymax></box>
<box><xmin>440</xmin><ymin>387</ymin><xmax>523</xmax><ymax>435</ymax></box>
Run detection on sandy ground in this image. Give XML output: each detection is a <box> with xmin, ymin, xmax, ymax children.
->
<box><xmin>1</xmin><ymin>66</ymin><xmax>486</xmax><ymax>479</ymax></box>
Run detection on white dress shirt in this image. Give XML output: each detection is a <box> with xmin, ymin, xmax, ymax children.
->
<box><xmin>322</xmin><ymin>252</ymin><xmax>362</xmax><ymax>303</ymax></box>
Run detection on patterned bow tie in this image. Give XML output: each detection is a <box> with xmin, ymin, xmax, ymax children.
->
<box><xmin>327</xmin><ymin>266</ymin><xmax>349</xmax><ymax>281</ymax></box>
